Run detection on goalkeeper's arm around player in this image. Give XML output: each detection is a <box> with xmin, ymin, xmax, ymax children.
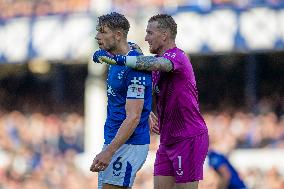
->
<box><xmin>93</xmin><ymin>46</ymin><xmax>173</xmax><ymax>72</ymax></box>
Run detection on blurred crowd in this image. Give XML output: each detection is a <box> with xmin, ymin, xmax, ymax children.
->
<box><xmin>0</xmin><ymin>111</ymin><xmax>90</xmax><ymax>189</ymax></box>
<box><xmin>112</xmin><ymin>0</ymin><xmax>284</xmax><ymax>10</ymax></box>
<box><xmin>199</xmin><ymin>166</ymin><xmax>284</xmax><ymax>189</ymax></box>
<box><xmin>0</xmin><ymin>0</ymin><xmax>89</xmax><ymax>19</ymax></box>
<box><xmin>206</xmin><ymin>111</ymin><xmax>284</xmax><ymax>151</ymax></box>
<box><xmin>209</xmin><ymin>0</ymin><xmax>283</xmax><ymax>8</ymax></box>
<box><xmin>0</xmin><ymin>108</ymin><xmax>283</xmax><ymax>189</ymax></box>
<box><xmin>111</xmin><ymin>0</ymin><xmax>284</xmax><ymax>15</ymax></box>
<box><xmin>1</xmin><ymin>0</ymin><xmax>284</xmax><ymax>19</ymax></box>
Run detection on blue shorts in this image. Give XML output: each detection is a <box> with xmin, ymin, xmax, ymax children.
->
<box><xmin>98</xmin><ymin>144</ymin><xmax>149</xmax><ymax>188</ymax></box>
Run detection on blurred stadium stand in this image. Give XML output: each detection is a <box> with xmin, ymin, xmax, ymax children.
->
<box><xmin>0</xmin><ymin>0</ymin><xmax>283</xmax><ymax>189</ymax></box>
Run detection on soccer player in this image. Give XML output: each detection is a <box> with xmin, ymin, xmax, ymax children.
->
<box><xmin>93</xmin><ymin>14</ymin><xmax>209</xmax><ymax>189</ymax></box>
<box><xmin>208</xmin><ymin>150</ymin><xmax>248</xmax><ymax>189</ymax></box>
<box><xmin>90</xmin><ymin>12</ymin><xmax>152</xmax><ymax>189</ymax></box>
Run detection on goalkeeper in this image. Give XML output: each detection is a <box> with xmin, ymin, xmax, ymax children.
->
<box><xmin>93</xmin><ymin>14</ymin><xmax>209</xmax><ymax>189</ymax></box>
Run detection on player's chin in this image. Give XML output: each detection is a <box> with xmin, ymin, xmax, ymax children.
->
<box><xmin>99</xmin><ymin>45</ymin><xmax>109</xmax><ymax>51</ymax></box>
<box><xmin>149</xmin><ymin>47</ymin><xmax>157</xmax><ymax>54</ymax></box>
<box><xmin>98</xmin><ymin>44</ymin><xmax>105</xmax><ymax>49</ymax></box>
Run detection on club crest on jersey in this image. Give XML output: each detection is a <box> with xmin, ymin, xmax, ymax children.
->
<box><xmin>164</xmin><ymin>52</ymin><xmax>176</xmax><ymax>58</ymax></box>
<box><xmin>127</xmin><ymin>77</ymin><xmax>145</xmax><ymax>98</ymax></box>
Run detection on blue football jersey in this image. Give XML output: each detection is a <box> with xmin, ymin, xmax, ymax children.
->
<box><xmin>103</xmin><ymin>49</ymin><xmax>152</xmax><ymax>145</ymax></box>
<box><xmin>208</xmin><ymin>150</ymin><xmax>247</xmax><ymax>189</ymax></box>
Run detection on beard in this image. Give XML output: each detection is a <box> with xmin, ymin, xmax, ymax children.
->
<box><xmin>103</xmin><ymin>42</ymin><xmax>117</xmax><ymax>53</ymax></box>
<box><xmin>149</xmin><ymin>45</ymin><xmax>161</xmax><ymax>55</ymax></box>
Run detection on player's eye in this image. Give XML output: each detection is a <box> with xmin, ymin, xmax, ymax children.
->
<box><xmin>96</xmin><ymin>26</ymin><xmax>106</xmax><ymax>34</ymax></box>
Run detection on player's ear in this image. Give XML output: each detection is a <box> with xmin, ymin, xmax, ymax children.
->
<box><xmin>161</xmin><ymin>30</ymin><xmax>168</xmax><ymax>41</ymax></box>
<box><xmin>115</xmin><ymin>30</ymin><xmax>124</xmax><ymax>41</ymax></box>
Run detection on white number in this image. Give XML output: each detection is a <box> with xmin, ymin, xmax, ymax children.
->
<box><xmin>176</xmin><ymin>156</ymin><xmax>183</xmax><ymax>176</ymax></box>
<box><xmin>178</xmin><ymin>156</ymin><xmax>182</xmax><ymax>169</ymax></box>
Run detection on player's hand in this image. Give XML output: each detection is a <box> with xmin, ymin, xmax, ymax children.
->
<box><xmin>128</xmin><ymin>42</ymin><xmax>143</xmax><ymax>55</ymax></box>
<box><xmin>93</xmin><ymin>49</ymin><xmax>126</xmax><ymax>66</ymax></box>
<box><xmin>90</xmin><ymin>150</ymin><xmax>113</xmax><ymax>172</ymax></box>
<box><xmin>93</xmin><ymin>49</ymin><xmax>115</xmax><ymax>64</ymax></box>
<box><xmin>149</xmin><ymin>112</ymin><xmax>159</xmax><ymax>135</ymax></box>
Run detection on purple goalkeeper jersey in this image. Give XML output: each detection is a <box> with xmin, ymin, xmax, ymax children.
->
<box><xmin>152</xmin><ymin>47</ymin><xmax>208</xmax><ymax>145</ymax></box>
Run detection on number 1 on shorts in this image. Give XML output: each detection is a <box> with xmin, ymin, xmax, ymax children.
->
<box><xmin>176</xmin><ymin>155</ymin><xmax>183</xmax><ymax>176</ymax></box>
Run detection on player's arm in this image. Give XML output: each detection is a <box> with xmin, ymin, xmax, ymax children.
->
<box><xmin>105</xmin><ymin>99</ymin><xmax>144</xmax><ymax>155</ymax></box>
<box><xmin>129</xmin><ymin>56</ymin><xmax>173</xmax><ymax>72</ymax></box>
<box><xmin>149</xmin><ymin>94</ymin><xmax>159</xmax><ymax>134</ymax></box>
<box><xmin>152</xmin><ymin>93</ymin><xmax>157</xmax><ymax>115</ymax></box>
<box><xmin>93</xmin><ymin>49</ymin><xmax>173</xmax><ymax>72</ymax></box>
<box><xmin>90</xmin><ymin>99</ymin><xmax>144</xmax><ymax>172</ymax></box>
<box><xmin>216</xmin><ymin>165</ymin><xmax>231</xmax><ymax>189</ymax></box>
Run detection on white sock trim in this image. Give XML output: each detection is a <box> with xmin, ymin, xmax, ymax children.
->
<box><xmin>125</xmin><ymin>56</ymin><xmax>137</xmax><ymax>68</ymax></box>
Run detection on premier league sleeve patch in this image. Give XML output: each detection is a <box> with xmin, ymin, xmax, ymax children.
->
<box><xmin>127</xmin><ymin>77</ymin><xmax>146</xmax><ymax>99</ymax></box>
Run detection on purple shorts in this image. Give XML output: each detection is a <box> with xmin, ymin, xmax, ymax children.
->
<box><xmin>154</xmin><ymin>132</ymin><xmax>209</xmax><ymax>183</ymax></box>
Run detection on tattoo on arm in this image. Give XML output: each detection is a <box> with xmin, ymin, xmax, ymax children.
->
<box><xmin>135</xmin><ymin>56</ymin><xmax>173</xmax><ymax>72</ymax></box>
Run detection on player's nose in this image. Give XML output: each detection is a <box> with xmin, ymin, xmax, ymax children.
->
<box><xmin>95</xmin><ymin>33</ymin><xmax>101</xmax><ymax>41</ymax></box>
<box><xmin>144</xmin><ymin>34</ymin><xmax>149</xmax><ymax>42</ymax></box>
